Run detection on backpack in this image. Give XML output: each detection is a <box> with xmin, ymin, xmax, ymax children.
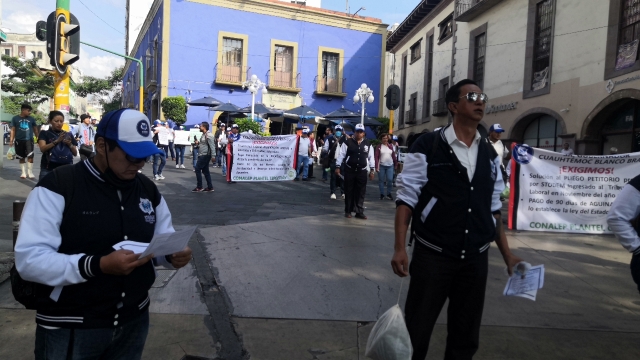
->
<box><xmin>11</xmin><ymin>164</ymin><xmax>160</xmax><ymax>309</ymax></box>
<box><xmin>48</xmin><ymin>131</ymin><xmax>74</xmax><ymax>165</ymax></box>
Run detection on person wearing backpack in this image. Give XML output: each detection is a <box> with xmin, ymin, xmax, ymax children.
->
<box><xmin>391</xmin><ymin>80</ymin><xmax>526</xmax><ymax>360</ymax></box>
<box><xmin>37</xmin><ymin>111</ymin><xmax>78</xmax><ymax>181</ymax></box>
<box><xmin>14</xmin><ymin>109</ymin><xmax>192</xmax><ymax>360</ymax></box>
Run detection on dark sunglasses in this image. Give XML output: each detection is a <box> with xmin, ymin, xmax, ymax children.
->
<box><xmin>460</xmin><ymin>92</ymin><xmax>489</xmax><ymax>103</ymax></box>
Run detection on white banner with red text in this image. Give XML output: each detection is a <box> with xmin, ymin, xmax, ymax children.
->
<box><xmin>230</xmin><ymin>134</ymin><xmax>299</xmax><ymax>182</ymax></box>
<box><xmin>508</xmin><ymin>145</ymin><xmax>640</xmax><ymax>234</ymax></box>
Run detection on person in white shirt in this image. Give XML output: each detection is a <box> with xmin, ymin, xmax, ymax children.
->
<box><xmin>561</xmin><ymin>143</ymin><xmax>574</xmax><ymax>156</ymax></box>
<box><xmin>296</xmin><ymin>129</ymin><xmax>312</xmax><ymax>181</ymax></box>
<box><xmin>488</xmin><ymin>124</ymin><xmax>511</xmax><ymax>197</ymax></box>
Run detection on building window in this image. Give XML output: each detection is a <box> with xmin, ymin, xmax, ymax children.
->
<box><xmin>523</xmin><ymin>115</ymin><xmax>563</xmax><ymax>152</ymax></box>
<box><xmin>316</xmin><ymin>47</ymin><xmax>345</xmax><ymax>95</ymax></box>
<box><xmin>532</xmin><ymin>0</ymin><xmax>553</xmax><ymax>91</ymax></box>
<box><xmin>601</xmin><ymin>100</ymin><xmax>640</xmax><ymax>154</ymax></box>
<box><xmin>269</xmin><ymin>39</ymin><xmax>299</xmax><ymax>91</ymax></box>
<box><xmin>605</xmin><ymin>1</ymin><xmax>640</xmax><ymax>78</ymax></box>
<box><xmin>399</xmin><ymin>53</ymin><xmax>408</xmax><ymax>126</ymax></box>
<box><xmin>468</xmin><ymin>23</ymin><xmax>488</xmax><ymax>90</ymax></box>
<box><xmin>216</xmin><ymin>31</ymin><xmax>248</xmax><ymax>85</ymax></box>
<box><xmin>410</xmin><ymin>39</ymin><xmax>421</xmax><ymax>64</ymax></box>
<box><xmin>37</xmin><ymin>51</ymin><xmax>42</xmax><ymax>59</ymax></box>
<box><xmin>4</xmin><ymin>49</ymin><xmax>9</xmax><ymax>56</ymax></box>
<box><xmin>438</xmin><ymin>13</ymin><xmax>454</xmax><ymax>44</ymax></box>
<box><xmin>422</xmin><ymin>31</ymin><xmax>434</xmax><ymax>120</ymax></box>
<box><xmin>523</xmin><ymin>0</ymin><xmax>556</xmax><ymax>98</ymax></box>
<box><xmin>432</xmin><ymin>77</ymin><xmax>449</xmax><ymax>117</ymax></box>
<box><xmin>407</xmin><ymin>92</ymin><xmax>418</xmax><ymax>124</ymax></box>
<box><xmin>31</xmin><ymin>51</ymin><xmax>36</xmax><ymax>59</ymax></box>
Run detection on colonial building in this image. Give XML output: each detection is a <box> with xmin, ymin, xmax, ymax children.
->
<box><xmin>385</xmin><ymin>0</ymin><xmax>640</xmax><ymax>155</ymax></box>
<box><xmin>123</xmin><ymin>0</ymin><xmax>387</xmax><ymax>129</ymax></box>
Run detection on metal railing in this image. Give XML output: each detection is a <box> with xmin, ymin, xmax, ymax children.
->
<box><xmin>314</xmin><ymin>76</ymin><xmax>347</xmax><ymax>94</ymax></box>
<box><xmin>432</xmin><ymin>97</ymin><xmax>448</xmax><ymax>117</ymax></box>
<box><xmin>214</xmin><ymin>64</ymin><xmax>249</xmax><ymax>84</ymax></box>
<box><xmin>455</xmin><ymin>0</ymin><xmax>484</xmax><ymax>18</ymax></box>
<box><xmin>267</xmin><ymin>71</ymin><xmax>301</xmax><ymax>90</ymax></box>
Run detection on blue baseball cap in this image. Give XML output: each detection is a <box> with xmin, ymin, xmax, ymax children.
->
<box><xmin>489</xmin><ymin>124</ymin><xmax>505</xmax><ymax>133</ymax></box>
<box><xmin>97</xmin><ymin>109</ymin><xmax>162</xmax><ymax>158</ymax></box>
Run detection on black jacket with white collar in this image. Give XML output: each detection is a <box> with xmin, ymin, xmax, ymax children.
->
<box><xmin>396</xmin><ymin>126</ymin><xmax>504</xmax><ymax>259</ymax></box>
<box><xmin>15</xmin><ymin>160</ymin><xmax>175</xmax><ymax>329</ymax></box>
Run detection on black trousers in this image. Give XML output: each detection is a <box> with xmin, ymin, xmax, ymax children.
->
<box><xmin>344</xmin><ymin>167</ymin><xmax>368</xmax><ymax>214</ymax></box>
<box><xmin>631</xmin><ymin>253</ymin><xmax>640</xmax><ymax>294</ymax></box>
<box><xmin>405</xmin><ymin>244</ymin><xmax>489</xmax><ymax>360</ymax></box>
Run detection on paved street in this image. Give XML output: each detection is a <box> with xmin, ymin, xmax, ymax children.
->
<box><xmin>1</xmin><ymin>152</ymin><xmax>640</xmax><ymax>359</ymax></box>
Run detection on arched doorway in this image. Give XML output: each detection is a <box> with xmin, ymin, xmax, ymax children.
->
<box><xmin>509</xmin><ymin>108</ymin><xmax>566</xmax><ymax>152</ymax></box>
<box><xmin>600</xmin><ymin>99</ymin><xmax>640</xmax><ymax>154</ymax></box>
<box><xmin>522</xmin><ymin>115</ymin><xmax>564</xmax><ymax>151</ymax></box>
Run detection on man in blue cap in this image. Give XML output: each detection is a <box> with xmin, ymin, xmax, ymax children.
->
<box><xmin>15</xmin><ymin>109</ymin><xmax>192</xmax><ymax>359</ymax></box>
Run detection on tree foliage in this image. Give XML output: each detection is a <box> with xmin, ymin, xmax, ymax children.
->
<box><xmin>102</xmin><ymin>92</ymin><xmax>122</xmax><ymax>114</ymax></box>
<box><xmin>161</xmin><ymin>96</ymin><xmax>187</xmax><ymax>124</ymax></box>
<box><xmin>235</xmin><ymin>118</ymin><xmax>262</xmax><ymax>134</ymax></box>
<box><xmin>374</xmin><ymin>117</ymin><xmax>390</xmax><ymax>138</ymax></box>
<box><xmin>1</xmin><ymin>55</ymin><xmax>54</xmax><ymax>104</ymax></box>
<box><xmin>74</xmin><ymin>66</ymin><xmax>123</xmax><ymax>98</ymax></box>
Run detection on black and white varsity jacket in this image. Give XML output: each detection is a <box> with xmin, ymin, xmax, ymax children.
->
<box><xmin>14</xmin><ymin>160</ymin><xmax>175</xmax><ymax>329</ymax></box>
<box><xmin>396</xmin><ymin>126</ymin><xmax>504</xmax><ymax>259</ymax></box>
<box><xmin>607</xmin><ymin>175</ymin><xmax>640</xmax><ymax>256</ymax></box>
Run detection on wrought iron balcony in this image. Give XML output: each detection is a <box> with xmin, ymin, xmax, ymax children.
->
<box><xmin>313</xmin><ymin>75</ymin><xmax>347</xmax><ymax>97</ymax></box>
<box><xmin>266</xmin><ymin>70</ymin><xmax>302</xmax><ymax>93</ymax></box>
<box><xmin>214</xmin><ymin>63</ymin><xmax>250</xmax><ymax>86</ymax></box>
<box><xmin>432</xmin><ymin>98</ymin><xmax>448</xmax><ymax>117</ymax></box>
<box><xmin>455</xmin><ymin>0</ymin><xmax>504</xmax><ymax>22</ymax></box>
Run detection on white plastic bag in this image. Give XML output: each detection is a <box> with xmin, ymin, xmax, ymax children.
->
<box><xmin>365</xmin><ymin>304</ymin><xmax>412</xmax><ymax>360</ymax></box>
<box><xmin>6</xmin><ymin>147</ymin><xmax>15</xmax><ymax>160</ymax></box>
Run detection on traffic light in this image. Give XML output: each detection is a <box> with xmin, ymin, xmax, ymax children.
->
<box><xmin>385</xmin><ymin>84</ymin><xmax>401</xmax><ymax>111</ymax></box>
<box><xmin>35</xmin><ymin>21</ymin><xmax>47</xmax><ymax>41</ymax></box>
<box><xmin>47</xmin><ymin>12</ymin><xmax>80</xmax><ymax>74</ymax></box>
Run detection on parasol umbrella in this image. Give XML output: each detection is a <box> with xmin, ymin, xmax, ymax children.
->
<box><xmin>323</xmin><ymin>106</ymin><xmax>361</xmax><ymax>119</ymax></box>
<box><xmin>188</xmin><ymin>96</ymin><xmax>223</xmax><ymax>124</ymax></box>
<box><xmin>238</xmin><ymin>103</ymin><xmax>271</xmax><ymax>115</ymax></box>
<box><xmin>187</xmin><ymin>96</ymin><xmax>222</xmax><ymax>107</ymax></box>
<box><xmin>348</xmin><ymin>117</ymin><xmax>384</xmax><ymax>127</ymax></box>
<box><xmin>284</xmin><ymin>104</ymin><xmax>325</xmax><ymax>118</ymax></box>
<box><xmin>211</xmin><ymin>102</ymin><xmax>241</xmax><ymax>125</ymax></box>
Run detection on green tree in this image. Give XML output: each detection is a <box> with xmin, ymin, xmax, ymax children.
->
<box><xmin>1</xmin><ymin>55</ymin><xmax>54</xmax><ymax>105</ymax></box>
<box><xmin>161</xmin><ymin>96</ymin><xmax>187</xmax><ymax>124</ymax></box>
<box><xmin>101</xmin><ymin>92</ymin><xmax>122</xmax><ymax>114</ymax></box>
<box><xmin>374</xmin><ymin>117</ymin><xmax>390</xmax><ymax>138</ymax></box>
<box><xmin>234</xmin><ymin>118</ymin><xmax>261</xmax><ymax>134</ymax></box>
<box><xmin>74</xmin><ymin>66</ymin><xmax>123</xmax><ymax>98</ymax></box>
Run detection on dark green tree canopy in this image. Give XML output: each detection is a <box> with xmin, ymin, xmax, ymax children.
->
<box><xmin>161</xmin><ymin>96</ymin><xmax>187</xmax><ymax>124</ymax></box>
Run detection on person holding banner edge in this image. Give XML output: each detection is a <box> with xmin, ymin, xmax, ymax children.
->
<box><xmin>226</xmin><ymin>124</ymin><xmax>241</xmax><ymax>184</ymax></box>
<box><xmin>391</xmin><ymin>79</ymin><xmax>526</xmax><ymax>360</ymax></box>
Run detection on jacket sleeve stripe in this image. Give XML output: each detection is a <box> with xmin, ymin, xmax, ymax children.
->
<box><xmin>14</xmin><ymin>187</ymin><xmax>87</xmax><ymax>286</ymax></box>
<box><xmin>396</xmin><ymin>153</ymin><xmax>428</xmax><ymax>210</ymax></box>
<box><xmin>607</xmin><ymin>184</ymin><xmax>640</xmax><ymax>253</ymax></box>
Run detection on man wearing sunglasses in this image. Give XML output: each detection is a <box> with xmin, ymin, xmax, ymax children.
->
<box><xmin>15</xmin><ymin>109</ymin><xmax>192</xmax><ymax>360</ymax></box>
<box><xmin>392</xmin><ymin>80</ymin><xmax>526</xmax><ymax>360</ymax></box>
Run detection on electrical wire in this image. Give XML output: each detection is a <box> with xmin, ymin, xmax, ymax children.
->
<box><xmin>77</xmin><ymin>0</ymin><xmax>125</xmax><ymax>35</ymax></box>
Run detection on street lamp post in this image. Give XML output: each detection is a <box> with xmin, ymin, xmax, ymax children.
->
<box><xmin>353</xmin><ymin>83</ymin><xmax>375</xmax><ymax>125</ymax></box>
<box><xmin>242</xmin><ymin>74</ymin><xmax>268</xmax><ymax>121</ymax></box>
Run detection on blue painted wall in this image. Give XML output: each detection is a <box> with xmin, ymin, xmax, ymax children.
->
<box><xmin>123</xmin><ymin>2</ymin><xmax>164</xmax><ymax>120</ymax></box>
<box><xmin>166</xmin><ymin>0</ymin><xmax>382</xmax><ymax>125</ymax></box>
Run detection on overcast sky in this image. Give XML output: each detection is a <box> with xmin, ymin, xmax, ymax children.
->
<box><xmin>2</xmin><ymin>0</ymin><xmax>416</xmax><ymax>79</ymax></box>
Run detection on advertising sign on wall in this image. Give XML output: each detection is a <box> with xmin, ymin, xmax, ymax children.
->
<box><xmin>508</xmin><ymin>145</ymin><xmax>640</xmax><ymax>234</ymax></box>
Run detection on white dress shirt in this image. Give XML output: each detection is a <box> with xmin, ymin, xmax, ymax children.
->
<box><xmin>444</xmin><ymin>124</ymin><xmax>481</xmax><ymax>181</ymax></box>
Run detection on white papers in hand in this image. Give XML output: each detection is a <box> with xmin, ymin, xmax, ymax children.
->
<box><xmin>138</xmin><ymin>226</ymin><xmax>197</xmax><ymax>258</ymax></box>
<box><xmin>503</xmin><ymin>264</ymin><xmax>545</xmax><ymax>301</ymax></box>
<box><xmin>111</xmin><ymin>226</ymin><xmax>197</xmax><ymax>259</ymax></box>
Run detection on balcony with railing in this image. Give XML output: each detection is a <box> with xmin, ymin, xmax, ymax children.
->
<box><xmin>313</xmin><ymin>75</ymin><xmax>347</xmax><ymax>97</ymax></box>
<box><xmin>214</xmin><ymin>63</ymin><xmax>249</xmax><ymax>86</ymax></box>
<box><xmin>267</xmin><ymin>70</ymin><xmax>302</xmax><ymax>93</ymax></box>
<box><xmin>454</xmin><ymin>0</ymin><xmax>504</xmax><ymax>22</ymax></box>
<box><xmin>432</xmin><ymin>98</ymin><xmax>448</xmax><ymax>117</ymax></box>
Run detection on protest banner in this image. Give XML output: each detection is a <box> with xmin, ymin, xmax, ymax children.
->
<box><xmin>230</xmin><ymin>134</ymin><xmax>298</xmax><ymax>182</ymax></box>
<box><xmin>174</xmin><ymin>130</ymin><xmax>192</xmax><ymax>145</ymax></box>
<box><xmin>156</xmin><ymin>127</ymin><xmax>169</xmax><ymax>145</ymax></box>
<box><xmin>508</xmin><ymin>145</ymin><xmax>640</xmax><ymax>234</ymax></box>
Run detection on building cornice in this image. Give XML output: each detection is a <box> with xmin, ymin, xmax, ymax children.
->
<box><xmin>389</xmin><ymin>0</ymin><xmax>453</xmax><ymax>53</ymax></box>
<box><xmin>187</xmin><ymin>0</ymin><xmax>388</xmax><ymax>35</ymax></box>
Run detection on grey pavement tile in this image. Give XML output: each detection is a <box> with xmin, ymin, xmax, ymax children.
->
<box><xmin>0</xmin><ymin>309</ymin><xmax>37</xmax><ymax>360</ymax></box>
<box><xmin>149</xmin><ymin>263</ymin><xmax>209</xmax><ymax>315</ymax></box>
<box><xmin>144</xmin><ymin>313</ymin><xmax>219</xmax><ymax>360</ymax></box>
<box><xmin>233</xmin><ymin>317</ymin><xmax>356</xmax><ymax>360</ymax></box>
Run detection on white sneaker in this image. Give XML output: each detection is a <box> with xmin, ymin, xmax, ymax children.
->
<box><xmin>330</xmin><ymin>193</ymin><xmax>336</xmax><ymax>199</ymax></box>
<box><xmin>158</xmin><ymin>174</ymin><xmax>165</xmax><ymax>180</ymax></box>
<box><xmin>341</xmin><ymin>194</ymin><xmax>345</xmax><ymax>199</ymax></box>
<box><xmin>180</xmin><ymin>164</ymin><xmax>185</xmax><ymax>169</ymax></box>
<box><xmin>176</xmin><ymin>164</ymin><xmax>180</xmax><ymax>169</ymax></box>
<box><xmin>154</xmin><ymin>174</ymin><xmax>160</xmax><ymax>180</ymax></box>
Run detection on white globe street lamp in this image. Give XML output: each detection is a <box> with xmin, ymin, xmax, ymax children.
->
<box><xmin>243</xmin><ymin>75</ymin><xmax>268</xmax><ymax>121</ymax></box>
<box><xmin>353</xmin><ymin>83</ymin><xmax>375</xmax><ymax>125</ymax></box>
